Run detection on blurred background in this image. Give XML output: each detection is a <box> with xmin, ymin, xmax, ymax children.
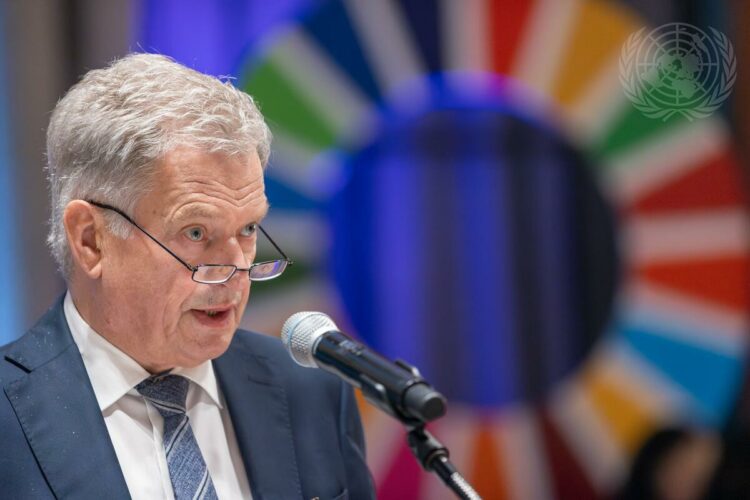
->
<box><xmin>2</xmin><ymin>0</ymin><xmax>750</xmax><ymax>498</ymax></box>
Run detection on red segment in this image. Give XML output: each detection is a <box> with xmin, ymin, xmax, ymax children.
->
<box><xmin>376</xmin><ymin>439</ymin><xmax>423</xmax><ymax>499</ymax></box>
<box><xmin>489</xmin><ymin>0</ymin><xmax>535</xmax><ymax>74</ymax></box>
<box><xmin>629</xmin><ymin>149</ymin><xmax>749</xmax><ymax>214</ymax></box>
<box><xmin>638</xmin><ymin>256</ymin><xmax>750</xmax><ymax>312</ymax></box>
<box><xmin>539</xmin><ymin>411</ymin><xmax>600</xmax><ymax>500</ymax></box>
<box><xmin>469</xmin><ymin>421</ymin><xmax>509</xmax><ymax>500</ymax></box>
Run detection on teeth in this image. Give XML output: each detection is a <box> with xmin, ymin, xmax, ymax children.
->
<box><xmin>206</xmin><ymin>311</ymin><xmax>217</xmax><ymax>317</ymax></box>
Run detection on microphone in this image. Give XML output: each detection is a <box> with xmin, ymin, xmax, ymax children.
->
<box><xmin>281</xmin><ymin>311</ymin><xmax>447</xmax><ymax>424</ymax></box>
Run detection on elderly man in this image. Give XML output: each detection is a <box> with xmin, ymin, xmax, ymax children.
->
<box><xmin>0</xmin><ymin>54</ymin><xmax>374</xmax><ymax>499</ymax></box>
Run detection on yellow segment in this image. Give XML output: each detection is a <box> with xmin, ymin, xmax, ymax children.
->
<box><xmin>551</xmin><ymin>0</ymin><xmax>642</xmax><ymax>105</ymax></box>
<box><xmin>581</xmin><ymin>367</ymin><xmax>658</xmax><ymax>454</ymax></box>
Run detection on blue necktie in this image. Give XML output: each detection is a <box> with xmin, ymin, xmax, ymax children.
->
<box><xmin>136</xmin><ymin>374</ymin><xmax>219</xmax><ymax>500</ymax></box>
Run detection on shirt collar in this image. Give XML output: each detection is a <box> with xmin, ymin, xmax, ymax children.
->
<box><xmin>63</xmin><ymin>291</ymin><xmax>223</xmax><ymax>411</ymax></box>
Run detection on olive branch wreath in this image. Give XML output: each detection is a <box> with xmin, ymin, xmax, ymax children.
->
<box><xmin>619</xmin><ymin>26</ymin><xmax>736</xmax><ymax>121</ymax></box>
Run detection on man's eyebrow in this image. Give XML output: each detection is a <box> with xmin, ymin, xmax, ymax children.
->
<box><xmin>171</xmin><ymin>206</ymin><xmax>217</xmax><ymax>222</ymax></box>
<box><xmin>171</xmin><ymin>202</ymin><xmax>271</xmax><ymax>225</ymax></box>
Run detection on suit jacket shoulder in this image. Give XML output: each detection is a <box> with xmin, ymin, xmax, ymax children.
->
<box><xmin>0</xmin><ymin>296</ymin><xmax>131</xmax><ymax>499</ymax></box>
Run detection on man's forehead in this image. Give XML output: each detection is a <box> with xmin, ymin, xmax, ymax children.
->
<box><xmin>142</xmin><ymin>146</ymin><xmax>268</xmax><ymax>217</ymax></box>
<box><xmin>170</xmin><ymin>200</ymin><xmax>270</xmax><ymax>222</ymax></box>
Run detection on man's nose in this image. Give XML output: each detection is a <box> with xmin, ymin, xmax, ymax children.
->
<box><xmin>219</xmin><ymin>237</ymin><xmax>254</xmax><ymax>268</ymax></box>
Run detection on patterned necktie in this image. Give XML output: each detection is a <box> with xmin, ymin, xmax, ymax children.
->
<box><xmin>136</xmin><ymin>374</ymin><xmax>219</xmax><ymax>500</ymax></box>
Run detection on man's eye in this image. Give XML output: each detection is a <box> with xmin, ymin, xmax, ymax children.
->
<box><xmin>240</xmin><ymin>223</ymin><xmax>257</xmax><ymax>237</ymax></box>
<box><xmin>185</xmin><ymin>227</ymin><xmax>204</xmax><ymax>241</ymax></box>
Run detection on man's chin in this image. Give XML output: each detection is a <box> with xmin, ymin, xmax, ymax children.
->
<box><xmin>177</xmin><ymin>336</ymin><xmax>234</xmax><ymax>368</ymax></box>
<box><xmin>178</xmin><ymin>311</ymin><xmax>239</xmax><ymax>363</ymax></box>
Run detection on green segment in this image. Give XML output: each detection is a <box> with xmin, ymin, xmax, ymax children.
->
<box><xmin>242</xmin><ymin>60</ymin><xmax>337</xmax><ymax>150</ymax></box>
<box><xmin>249</xmin><ymin>259</ymin><xmax>311</xmax><ymax>297</ymax></box>
<box><xmin>591</xmin><ymin>105</ymin><xmax>689</xmax><ymax>162</ymax></box>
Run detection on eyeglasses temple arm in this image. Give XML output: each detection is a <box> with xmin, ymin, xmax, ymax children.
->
<box><xmin>257</xmin><ymin>225</ymin><xmax>292</xmax><ymax>262</ymax></box>
<box><xmin>86</xmin><ymin>200</ymin><xmax>196</xmax><ymax>272</ymax></box>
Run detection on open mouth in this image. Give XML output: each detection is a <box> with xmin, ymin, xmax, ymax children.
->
<box><xmin>191</xmin><ymin>308</ymin><xmax>231</xmax><ymax>326</ymax></box>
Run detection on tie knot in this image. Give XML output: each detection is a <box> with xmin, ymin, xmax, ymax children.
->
<box><xmin>136</xmin><ymin>374</ymin><xmax>189</xmax><ymax>416</ymax></box>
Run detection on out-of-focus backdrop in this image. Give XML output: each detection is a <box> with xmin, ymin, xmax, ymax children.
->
<box><xmin>2</xmin><ymin>1</ymin><xmax>750</xmax><ymax>498</ymax></box>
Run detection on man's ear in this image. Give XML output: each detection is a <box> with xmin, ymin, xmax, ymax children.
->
<box><xmin>63</xmin><ymin>200</ymin><xmax>104</xmax><ymax>279</ymax></box>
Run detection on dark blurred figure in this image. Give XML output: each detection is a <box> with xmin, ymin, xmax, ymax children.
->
<box><xmin>705</xmin><ymin>431</ymin><xmax>750</xmax><ymax>500</ymax></box>
<box><xmin>618</xmin><ymin>427</ymin><xmax>722</xmax><ymax>500</ymax></box>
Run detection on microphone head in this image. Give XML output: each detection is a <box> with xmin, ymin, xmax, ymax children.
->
<box><xmin>281</xmin><ymin>311</ymin><xmax>339</xmax><ymax>368</ymax></box>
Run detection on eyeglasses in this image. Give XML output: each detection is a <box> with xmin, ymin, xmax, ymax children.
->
<box><xmin>87</xmin><ymin>200</ymin><xmax>293</xmax><ymax>284</ymax></box>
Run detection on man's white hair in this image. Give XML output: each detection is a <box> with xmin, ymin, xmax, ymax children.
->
<box><xmin>46</xmin><ymin>53</ymin><xmax>272</xmax><ymax>278</ymax></box>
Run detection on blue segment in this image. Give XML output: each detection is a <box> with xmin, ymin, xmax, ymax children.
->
<box><xmin>452</xmin><ymin>144</ymin><xmax>521</xmax><ymax>405</ymax></box>
<box><xmin>0</xmin><ymin>1</ymin><xmax>22</xmax><ymax>344</ymax></box>
<box><xmin>621</xmin><ymin>323</ymin><xmax>743</xmax><ymax>424</ymax></box>
<box><xmin>264</xmin><ymin>176</ymin><xmax>321</xmax><ymax>211</ymax></box>
<box><xmin>399</xmin><ymin>0</ymin><xmax>443</xmax><ymax>73</ymax></box>
<box><xmin>369</xmin><ymin>142</ymin><xmax>426</xmax><ymax>366</ymax></box>
<box><xmin>140</xmin><ymin>0</ymin><xmax>236</xmax><ymax>75</ymax></box>
<box><xmin>328</xmin><ymin>151</ymin><xmax>377</xmax><ymax>346</ymax></box>
<box><xmin>301</xmin><ymin>0</ymin><xmax>382</xmax><ymax>101</ymax></box>
<box><xmin>138</xmin><ymin>0</ymin><xmax>316</xmax><ymax>76</ymax></box>
<box><xmin>532</xmin><ymin>141</ymin><xmax>577</xmax><ymax>387</ymax></box>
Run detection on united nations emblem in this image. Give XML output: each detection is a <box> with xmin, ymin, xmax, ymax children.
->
<box><xmin>619</xmin><ymin>22</ymin><xmax>736</xmax><ymax>121</ymax></box>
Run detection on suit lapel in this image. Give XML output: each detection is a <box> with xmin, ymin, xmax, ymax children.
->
<box><xmin>3</xmin><ymin>299</ymin><xmax>130</xmax><ymax>499</ymax></box>
<box><xmin>214</xmin><ymin>338</ymin><xmax>302</xmax><ymax>500</ymax></box>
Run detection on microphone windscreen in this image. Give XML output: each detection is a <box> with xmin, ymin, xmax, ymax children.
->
<box><xmin>281</xmin><ymin>311</ymin><xmax>339</xmax><ymax>368</ymax></box>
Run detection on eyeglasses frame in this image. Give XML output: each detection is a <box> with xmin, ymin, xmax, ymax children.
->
<box><xmin>86</xmin><ymin>200</ymin><xmax>293</xmax><ymax>284</ymax></box>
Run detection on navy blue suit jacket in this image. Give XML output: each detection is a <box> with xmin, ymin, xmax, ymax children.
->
<box><xmin>0</xmin><ymin>297</ymin><xmax>375</xmax><ymax>499</ymax></box>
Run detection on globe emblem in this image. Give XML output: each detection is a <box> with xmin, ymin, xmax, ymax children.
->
<box><xmin>620</xmin><ymin>22</ymin><xmax>736</xmax><ymax>120</ymax></box>
<box><xmin>652</xmin><ymin>49</ymin><xmax>701</xmax><ymax>100</ymax></box>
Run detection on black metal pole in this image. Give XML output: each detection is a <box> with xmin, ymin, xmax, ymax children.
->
<box><xmin>406</xmin><ymin>426</ymin><xmax>482</xmax><ymax>500</ymax></box>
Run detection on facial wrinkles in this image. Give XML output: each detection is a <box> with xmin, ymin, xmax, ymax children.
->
<box><xmin>162</xmin><ymin>183</ymin><xmax>268</xmax><ymax>240</ymax></box>
<box><xmin>176</xmin><ymin>175</ymin><xmax>264</xmax><ymax>207</ymax></box>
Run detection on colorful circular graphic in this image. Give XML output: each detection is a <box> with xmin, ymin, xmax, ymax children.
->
<box><xmin>238</xmin><ymin>0</ymin><xmax>750</xmax><ymax>497</ymax></box>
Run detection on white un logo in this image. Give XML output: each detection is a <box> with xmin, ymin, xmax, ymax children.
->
<box><xmin>619</xmin><ymin>22</ymin><xmax>736</xmax><ymax>121</ymax></box>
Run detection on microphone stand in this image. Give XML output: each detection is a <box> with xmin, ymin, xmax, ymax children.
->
<box><xmin>405</xmin><ymin>425</ymin><xmax>482</xmax><ymax>500</ymax></box>
<box><xmin>390</xmin><ymin>360</ymin><xmax>482</xmax><ymax>500</ymax></box>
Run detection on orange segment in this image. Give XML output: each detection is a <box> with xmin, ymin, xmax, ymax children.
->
<box><xmin>551</xmin><ymin>1</ymin><xmax>641</xmax><ymax>105</ymax></box>
<box><xmin>582</xmin><ymin>369</ymin><xmax>659</xmax><ymax>455</ymax></box>
<box><xmin>470</xmin><ymin>422</ymin><xmax>509</xmax><ymax>500</ymax></box>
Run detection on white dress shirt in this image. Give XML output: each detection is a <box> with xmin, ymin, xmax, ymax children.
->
<box><xmin>64</xmin><ymin>292</ymin><xmax>253</xmax><ymax>499</ymax></box>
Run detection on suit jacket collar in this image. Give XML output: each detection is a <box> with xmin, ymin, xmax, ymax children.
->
<box><xmin>3</xmin><ymin>296</ymin><xmax>131</xmax><ymax>499</ymax></box>
<box><xmin>214</xmin><ymin>334</ymin><xmax>303</xmax><ymax>500</ymax></box>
